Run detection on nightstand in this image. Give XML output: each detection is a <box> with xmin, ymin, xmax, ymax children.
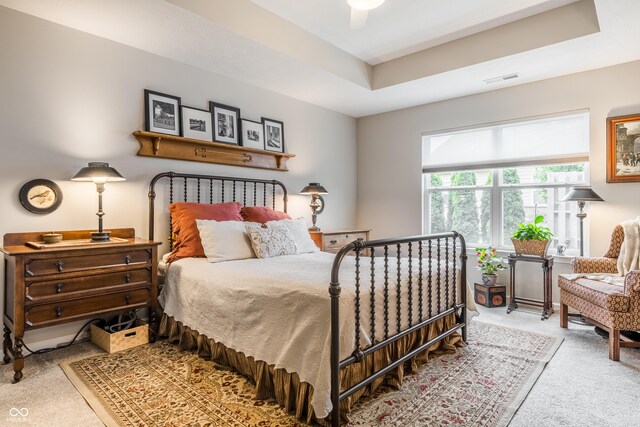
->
<box><xmin>309</xmin><ymin>229</ymin><xmax>371</xmax><ymax>254</ymax></box>
<box><xmin>1</xmin><ymin>228</ymin><xmax>160</xmax><ymax>383</ymax></box>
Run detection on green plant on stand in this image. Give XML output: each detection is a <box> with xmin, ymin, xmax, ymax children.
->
<box><xmin>511</xmin><ymin>215</ymin><xmax>553</xmax><ymax>256</ymax></box>
<box><xmin>476</xmin><ymin>246</ymin><xmax>507</xmax><ymax>286</ymax></box>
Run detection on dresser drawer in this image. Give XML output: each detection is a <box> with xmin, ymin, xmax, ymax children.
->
<box><xmin>323</xmin><ymin>232</ymin><xmax>368</xmax><ymax>253</ymax></box>
<box><xmin>26</xmin><ymin>268</ymin><xmax>151</xmax><ymax>303</ymax></box>
<box><xmin>25</xmin><ymin>288</ymin><xmax>151</xmax><ymax>328</ymax></box>
<box><xmin>25</xmin><ymin>249</ymin><xmax>151</xmax><ymax>277</ymax></box>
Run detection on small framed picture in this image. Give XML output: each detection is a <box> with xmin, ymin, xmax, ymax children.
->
<box><xmin>262</xmin><ymin>117</ymin><xmax>285</xmax><ymax>153</ymax></box>
<box><xmin>144</xmin><ymin>90</ymin><xmax>181</xmax><ymax>136</ymax></box>
<box><xmin>607</xmin><ymin>113</ymin><xmax>640</xmax><ymax>183</ymax></box>
<box><xmin>210</xmin><ymin>102</ymin><xmax>241</xmax><ymax>146</ymax></box>
<box><xmin>241</xmin><ymin>119</ymin><xmax>264</xmax><ymax>150</ymax></box>
<box><xmin>181</xmin><ymin>106</ymin><xmax>213</xmax><ymax>142</ymax></box>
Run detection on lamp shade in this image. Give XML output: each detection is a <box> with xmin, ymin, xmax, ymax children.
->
<box><xmin>300</xmin><ymin>183</ymin><xmax>328</xmax><ymax>195</ymax></box>
<box><xmin>561</xmin><ymin>186</ymin><xmax>604</xmax><ymax>202</ymax></box>
<box><xmin>71</xmin><ymin>162</ymin><xmax>125</xmax><ymax>182</ymax></box>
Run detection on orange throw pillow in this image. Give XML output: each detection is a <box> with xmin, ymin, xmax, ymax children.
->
<box><xmin>240</xmin><ymin>206</ymin><xmax>291</xmax><ymax>224</ymax></box>
<box><xmin>168</xmin><ymin>202</ymin><xmax>242</xmax><ymax>262</ymax></box>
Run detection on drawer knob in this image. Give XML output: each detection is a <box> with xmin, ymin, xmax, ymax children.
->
<box><xmin>345</xmin><ymin>235</ymin><xmax>349</xmax><ymax>238</ymax></box>
<box><xmin>54</xmin><ymin>305</ymin><xmax>63</xmax><ymax>318</ymax></box>
<box><xmin>125</xmin><ymin>274</ymin><xmax>131</xmax><ymax>283</ymax></box>
<box><xmin>125</xmin><ymin>295</ymin><xmax>131</xmax><ymax>305</ymax></box>
<box><xmin>330</xmin><ymin>240</ymin><xmax>338</xmax><ymax>245</ymax></box>
<box><xmin>55</xmin><ymin>283</ymin><xmax>63</xmax><ymax>294</ymax></box>
<box><xmin>55</xmin><ymin>260</ymin><xmax>64</xmax><ymax>272</ymax></box>
<box><xmin>124</xmin><ymin>255</ymin><xmax>131</xmax><ymax>265</ymax></box>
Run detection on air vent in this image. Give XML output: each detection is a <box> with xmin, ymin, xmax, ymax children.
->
<box><xmin>484</xmin><ymin>73</ymin><xmax>520</xmax><ymax>85</ymax></box>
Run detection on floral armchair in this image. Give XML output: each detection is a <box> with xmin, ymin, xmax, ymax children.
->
<box><xmin>559</xmin><ymin>225</ymin><xmax>640</xmax><ymax>361</ymax></box>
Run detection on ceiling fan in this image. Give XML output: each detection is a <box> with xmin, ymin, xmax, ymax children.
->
<box><xmin>348</xmin><ymin>0</ymin><xmax>385</xmax><ymax>29</ymax></box>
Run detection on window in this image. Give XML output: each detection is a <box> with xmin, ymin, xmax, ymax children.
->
<box><xmin>423</xmin><ymin>111</ymin><xmax>589</xmax><ymax>254</ymax></box>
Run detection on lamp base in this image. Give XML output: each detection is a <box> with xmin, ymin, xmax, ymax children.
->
<box><xmin>308</xmin><ymin>226</ymin><xmax>321</xmax><ymax>232</ymax></box>
<box><xmin>91</xmin><ymin>231</ymin><xmax>111</xmax><ymax>242</ymax></box>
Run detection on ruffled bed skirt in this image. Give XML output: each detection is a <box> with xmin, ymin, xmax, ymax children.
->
<box><xmin>158</xmin><ymin>312</ymin><xmax>463</xmax><ymax>425</ymax></box>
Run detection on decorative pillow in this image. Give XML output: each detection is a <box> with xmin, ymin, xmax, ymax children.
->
<box><xmin>196</xmin><ymin>220</ymin><xmax>257</xmax><ymax>263</ymax></box>
<box><xmin>241</xmin><ymin>206</ymin><xmax>291</xmax><ymax>224</ymax></box>
<box><xmin>267</xmin><ymin>218</ymin><xmax>319</xmax><ymax>254</ymax></box>
<box><xmin>168</xmin><ymin>202</ymin><xmax>243</xmax><ymax>263</ymax></box>
<box><xmin>245</xmin><ymin>222</ymin><xmax>297</xmax><ymax>259</ymax></box>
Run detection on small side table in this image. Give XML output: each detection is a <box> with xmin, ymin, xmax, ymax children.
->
<box><xmin>507</xmin><ymin>254</ymin><xmax>554</xmax><ymax>320</ymax></box>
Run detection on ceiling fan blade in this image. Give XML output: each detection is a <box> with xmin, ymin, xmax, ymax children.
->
<box><xmin>350</xmin><ymin>8</ymin><xmax>369</xmax><ymax>30</ymax></box>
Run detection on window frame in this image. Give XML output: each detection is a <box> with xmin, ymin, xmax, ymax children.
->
<box><xmin>423</xmin><ymin>163</ymin><xmax>590</xmax><ymax>254</ymax></box>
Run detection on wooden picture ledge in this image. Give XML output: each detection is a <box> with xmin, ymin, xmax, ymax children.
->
<box><xmin>133</xmin><ymin>131</ymin><xmax>294</xmax><ymax>172</ymax></box>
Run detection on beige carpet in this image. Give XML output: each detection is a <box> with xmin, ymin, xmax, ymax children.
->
<box><xmin>60</xmin><ymin>321</ymin><xmax>561</xmax><ymax>426</ymax></box>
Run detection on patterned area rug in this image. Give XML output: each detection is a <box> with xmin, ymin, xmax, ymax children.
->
<box><xmin>61</xmin><ymin>321</ymin><xmax>561</xmax><ymax>426</ymax></box>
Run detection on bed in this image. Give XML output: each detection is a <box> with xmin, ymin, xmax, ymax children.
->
<box><xmin>149</xmin><ymin>171</ymin><xmax>471</xmax><ymax>426</ymax></box>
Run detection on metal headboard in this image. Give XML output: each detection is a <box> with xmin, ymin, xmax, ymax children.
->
<box><xmin>148</xmin><ymin>172</ymin><xmax>288</xmax><ymax>249</ymax></box>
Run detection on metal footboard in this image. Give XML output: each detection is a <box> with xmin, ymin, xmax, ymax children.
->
<box><xmin>329</xmin><ymin>232</ymin><xmax>467</xmax><ymax>426</ymax></box>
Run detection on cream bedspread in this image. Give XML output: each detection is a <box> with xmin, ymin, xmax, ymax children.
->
<box><xmin>159</xmin><ymin>252</ymin><xmax>475</xmax><ymax>418</ymax></box>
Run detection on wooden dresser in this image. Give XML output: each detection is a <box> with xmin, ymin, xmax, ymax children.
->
<box><xmin>1</xmin><ymin>228</ymin><xmax>160</xmax><ymax>383</ymax></box>
<box><xmin>309</xmin><ymin>229</ymin><xmax>370</xmax><ymax>254</ymax></box>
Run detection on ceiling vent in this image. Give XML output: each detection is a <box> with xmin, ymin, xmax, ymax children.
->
<box><xmin>484</xmin><ymin>73</ymin><xmax>520</xmax><ymax>85</ymax></box>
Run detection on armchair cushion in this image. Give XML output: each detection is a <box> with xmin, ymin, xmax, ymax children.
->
<box><xmin>603</xmin><ymin>225</ymin><xmax>625</xmax><ymax>259</ymax></box>
<box><xmin>571</xmin><ymin>257</ymin><xmax>618</xmax><ymax>274</ymax></box>
<box><xmin>558</xmin><ymin>277</ymin><xmax>629</xmax><ymax>312</ymax></box>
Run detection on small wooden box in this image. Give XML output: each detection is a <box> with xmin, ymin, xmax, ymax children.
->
<box><xmin>474</xmin><ymin>282</ymin><xmax>506</xmax><ymax>308</ymax></box>
<box><xmin>90</xmin><ymin>320</ymin><xmax>149</xmax><ymax>353</ymax></box>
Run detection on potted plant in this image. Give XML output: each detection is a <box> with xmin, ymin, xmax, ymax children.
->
<box><xmin>475</xmin><ymin>246</ymin><xmax>507</xmax><ymax>286</ymax></box>
<box><xmin>511</xmin><ymin>215</ymin><xmax>553</xmax><ymax>257</ymax></box>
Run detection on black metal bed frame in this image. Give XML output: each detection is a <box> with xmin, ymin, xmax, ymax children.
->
<box><xmin>329</xmin><ymin>234</ymin><xmax>467</xmax><ymax>426</ymax></box>
<box><xmin>148</xmin><ymin>172</ymin><xmax>467</xmax><ymax>426</ymax></box>
<box><xmin>148</xmin><ymin>171</ymin><xmax>288</xmax><ymax>249</ymax></box>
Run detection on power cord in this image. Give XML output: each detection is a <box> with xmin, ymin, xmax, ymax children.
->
<box><xmin>22</xmin><ymin>318</ymin><xmax>102</xmax><ymax>358</ymax></box>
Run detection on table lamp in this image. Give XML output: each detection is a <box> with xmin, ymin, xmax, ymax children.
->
<box><xmin>300</xmin><ymin>183</ymin><xmax>328</xmax><ymax>231</ymax></box>
<box><xmin>561</xmin><ymin>186</ymin><xmax>604</xmax><ymax>256</ymax></box>
<box><xmin>71</xmin><ymin>162</ymin><xmax>125</xmax><ymax>241</ymax></box>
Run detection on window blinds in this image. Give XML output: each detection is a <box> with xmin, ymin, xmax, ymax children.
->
<box><xmin>422</xmin><ymin>110</ymin><xmax>589</xmax><ymax>173</ymax></box>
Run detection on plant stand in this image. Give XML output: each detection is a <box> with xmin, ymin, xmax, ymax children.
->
<box><xmin>507</xmin><ymin>254</ymin><xmax>554</xmax><ymax>320</ymax></box>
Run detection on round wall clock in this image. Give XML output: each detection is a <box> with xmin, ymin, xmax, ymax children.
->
<box><xmin>19</xmin><ymin>179</ymin><xmax>63</xmax><ymax>214</ymax></box>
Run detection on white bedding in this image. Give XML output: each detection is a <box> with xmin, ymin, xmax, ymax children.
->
<box><xmin>160</xmin><ymin>252</ymin><xmax>475</xmax><ymax>419</ymax></box>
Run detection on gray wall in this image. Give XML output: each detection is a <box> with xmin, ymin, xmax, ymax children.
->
<box><xmin>0</xmin><ymin>7</ymin><xmax>357</xmax><ymax>349</ymax></box>
<box><xmin>357</xmin><ymin>60</ymin><xmax>640</xmax><ymax>302</ymax></box>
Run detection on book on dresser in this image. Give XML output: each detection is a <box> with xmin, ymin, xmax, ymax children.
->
<box><xmin>1</xmin><ymin>228</ymin><xmax>160</xmax><ymax>383</ymax></box>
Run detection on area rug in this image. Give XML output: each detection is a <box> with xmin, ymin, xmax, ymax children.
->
<box><xmin>60</xmin><ymin>321</ymin><xmax>562</xmax><ymax>426</ymax></box>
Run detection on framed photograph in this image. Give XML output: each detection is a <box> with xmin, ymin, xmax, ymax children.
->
<box><xmin>181</xmin><ymin>106</ymin><xmax>213</xmax><ymax>142</ymax></box>
<box><xmin>607</xmin><ymin>113</ymin><xmax>640</xmax><ymax>183</ymax></box>
<box><xmin>144</xmin><ymin>89</ymin><xmax>181</xmax><ymax>136</ymax></box>
<box><xmin>262</xmin><ymin>117</ymin><xmax>285</xmax><ymax>153</ymax></box>
<box><xmin>210</xmin><ymin>102</ymin><xmax>241</xmax><ymax>145</ymax></box>
<box><xmin>241</xmin><ymin>119</ymin><xmax>264</xmax><ymax>150</ymax></box>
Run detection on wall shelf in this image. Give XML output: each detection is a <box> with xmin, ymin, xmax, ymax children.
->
<box><xmin>133</xmin><ymin>131</ymin><xmax>294</xmax><ymax>172</ymax></box>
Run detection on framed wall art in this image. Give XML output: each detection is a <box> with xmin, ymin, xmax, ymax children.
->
<box><xmin>240</xmin><ymin>119</ymin><xmax>264</xmax><ymax>150</ymax></box>
<box><xmin>19</xmin><ymin>179</ymin><xmax>63</xmax><ymax>214</ymax></box>
<box><xmin>144</xmin><ymin>90</ymin><xmax>181</xmax><ymax>136</ymax></box>
<box><xmin>607</xmin><ymin>113</ymin><xmax>640</xmax><ymax>183</ymax></box>
<box><xmin>210</xmin><ymin>102</ymin><xmax>241</xmax><ymax>145</ymax></box>
<box><xmin>263</xmin><ymin>117</ymin><xmax>285</xmax><ymax>153</ymax></box>
<box><xmin>181</xmin><ymin>106</ymin><xmax>213</xmax><ymax>142</ymax></box>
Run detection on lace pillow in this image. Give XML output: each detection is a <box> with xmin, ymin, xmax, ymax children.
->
<box><xmin>245</xmin><ymin>222</ymin><xmax>297</xmax><ymax>259</ymax></box>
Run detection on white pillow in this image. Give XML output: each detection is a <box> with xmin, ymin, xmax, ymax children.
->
<box><xmin>245</xmin><ymin>222</ymin><xmax>297</xmax><ymax>258</ymax></box>
<box><xmin>267</xmin><ymin>218</ymin><xmax>320</xmax><ymax>254</ymax></box>
<box><xmin>196</xmin><ymin>220</ymin><xmax>257</xmax><ymax>263</ymax></box>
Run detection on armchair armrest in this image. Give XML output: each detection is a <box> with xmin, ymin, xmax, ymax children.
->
<box><xmin>624</xmin><ymin>271</ymin><xmax>640</xmax><ymax>295</ymax></box>
<box><xmin>570</xmin><ymin>257</ymin><xmax>618</xmax><ymax>274</ymax></box>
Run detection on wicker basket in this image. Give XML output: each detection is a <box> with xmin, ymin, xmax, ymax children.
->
<box><xmin>90</xmin><ymin>320</ymin><xmax>148</xmax><ymax>354</ymax></box>
<box><xmin>511</xmin><ymin>238</ymin><xmax>551</xmax><ymax>257</ymax></box>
